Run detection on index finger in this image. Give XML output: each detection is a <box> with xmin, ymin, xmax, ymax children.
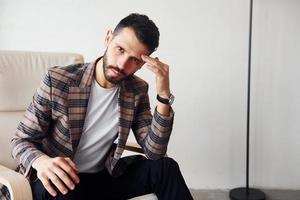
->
<box><xmin>57</xmin><ymin>158</ymin><xmax>80</xmax><ymax>184</ymax></box>
<box><xmin>141</xmin><ymin>54</ymin><xmax>160</xmax><ymax>66</ymax></box>
<box><xmin>64</xmin><ymin>157</ymin><xmax>78</xmax><ymax>172</ymax></box>
<box><xmin>40</xmin><ymin>176</ymin><xmax>57</xmax><ymax>197</ymax></box>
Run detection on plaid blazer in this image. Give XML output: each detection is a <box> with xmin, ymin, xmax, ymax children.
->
<box><xmin>0</xmin><ymin>58</ymin><xmax>174</xmax><ymax>199</ymax></box>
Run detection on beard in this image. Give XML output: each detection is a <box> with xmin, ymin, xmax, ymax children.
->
<box><xmin>102</xmin><ymin>50</ymin><xmax>127</xmax><ymax>84</ymax></box>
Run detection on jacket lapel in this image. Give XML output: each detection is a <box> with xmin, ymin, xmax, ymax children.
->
<box><xmin>68</xmin><ymin>86</ymin><xmax>91</xmax><ymax>156</ymax></box>
<box><xmin>113</xmin><ymin>79</ymin><xmax>135</xmax><ymax>159</ymax></box>
<box><xmin>68</xmin><ymin>61</ymin><xmax>95</xmax><ymax>156</ymax></box>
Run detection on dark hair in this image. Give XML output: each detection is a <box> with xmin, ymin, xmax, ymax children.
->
<box><xmin>113</xmin><ymin>13</ymin><xmax>160</xmax><ymax>54</ymax></box>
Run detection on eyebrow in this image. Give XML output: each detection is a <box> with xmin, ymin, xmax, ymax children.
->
<box><xmin>116</xmin><ymin>43</ymin><xmax>143</xmax><ymax>63</ymax></box>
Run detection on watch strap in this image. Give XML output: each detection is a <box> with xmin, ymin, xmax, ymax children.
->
<box><xmin>157</xmin><ymin>94</ymin><xmax>170</xmax><ymax>105</ymax></box>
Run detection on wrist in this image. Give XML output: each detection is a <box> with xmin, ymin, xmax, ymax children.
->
<box><xmin>157</xmin><ymin>93</ymin><xmax>174</xmax><ymax>106</ymax></box>
<box><xmin>157</xmin><ymin>92</ymin><xmax>170</xmax><ymax>99</ymax></box>
<box><xmin>32</xmin><ymin>155</ymin><xmax>48</xmax><ymax>169</ymax></box>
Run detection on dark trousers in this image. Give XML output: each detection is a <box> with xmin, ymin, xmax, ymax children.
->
<box><xmin>32</xmin><ymin>157</ymin><xmax>194</xmax><ymax>200</ymax></box>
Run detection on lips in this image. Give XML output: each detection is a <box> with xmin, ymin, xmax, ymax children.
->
<box><xmin>110</xmin><ymin>68</ymin><xmax>121</xmax><ymax>77</ymax></box>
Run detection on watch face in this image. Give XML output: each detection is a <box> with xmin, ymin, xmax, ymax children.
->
<box><xmin>169</xmin><ymin>94</ymin><xmax>175</xmax><ymax>105</ymax></box>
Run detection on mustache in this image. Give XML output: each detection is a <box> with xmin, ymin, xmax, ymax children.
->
<box><xmin>107</xmin><ymin>66</ymin><xmax>126</xmax><ymax>76</ymax></box>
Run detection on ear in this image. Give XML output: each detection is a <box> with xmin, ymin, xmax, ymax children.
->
<box><xmin>104</xmin><ymin>30</ymin><xmax>113</xmax><ymax>48</ymax></box>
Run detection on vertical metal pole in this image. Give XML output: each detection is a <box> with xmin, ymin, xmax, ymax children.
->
<box><xmin>246</xmin><ymin>0</ymin><xmax>253</xmax><ymax>193</ymax></box>
<box><xmin>229</xmin><ymin>1</ymin><xmax>265</xmax><ymax>199</ymax></box>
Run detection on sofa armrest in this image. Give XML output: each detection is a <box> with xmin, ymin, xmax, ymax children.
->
<box><xmin>0</xmin><ymin>165</ymin><xmax>32</xmax><ymax>200</ymax></box>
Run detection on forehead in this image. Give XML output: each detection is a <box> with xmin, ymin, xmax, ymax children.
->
<box><xmin>112</xmin><ymin>27</ymin><xmax>149</xmax><ymax>56</ymax></box>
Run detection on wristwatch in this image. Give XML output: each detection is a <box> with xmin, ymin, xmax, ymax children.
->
<box><xmin>156</xmin><ymin>93</ymin><xmax>175</xmax><ymax>106</ymax></box>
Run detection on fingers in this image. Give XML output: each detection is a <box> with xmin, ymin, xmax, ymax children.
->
<box><xmin>65</xmin><ymin>157</ymin><xmax>78</xmax><ymax>172</ymax></box>
<box><xmin>141</xmin><ymin>55</ymin><xmax>169</xmax><ymax>78</ymax></box>
<box><xmin>53</xmin><ymin>157</ymin><xmax>80</xmax><ymax>187</ymax></box>
<box><xmin>62</xmin><ymin>158</ymin><xmax>80</xmax><ymax>184</ymax></box>
<box><xmin>35</xmin><ymin>156</ymin><xmax>80</xmax><ymax>197</ymax></box>
<box><xmin>141</xmin><ymin>55</ymin><xmax>161</xmax><ymax>66</ymax></box>
<box><xmin>48</xmin><ymin>171</ymin><xmax>68</xmax><ymax>195</ymax></box>
<box><xmin>40</xmin><ymin>175</ymin><xmax>57</xmax><ymax>197</ymax></box>
<box><xmin>52</xmin><ymin>163</ymin><xmax>75</xmax><ymax>191</ymax></box>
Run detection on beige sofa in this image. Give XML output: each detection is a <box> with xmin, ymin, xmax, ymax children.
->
<box><xmin>0</xmin><ymin>50</ymin><xmax>157</xmax><ymax>200</ymax></box>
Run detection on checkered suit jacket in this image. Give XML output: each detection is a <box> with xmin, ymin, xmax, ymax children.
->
<box><xmin>0</xmin><ymin>58</ymin><xmax>174</xmax><ymax>199</ymax></box>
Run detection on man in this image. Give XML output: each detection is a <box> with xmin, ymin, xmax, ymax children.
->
<box><xmin>0</xmin><ymin>13</ymin><xmax>193</xmax><ymax>200</ymax></box>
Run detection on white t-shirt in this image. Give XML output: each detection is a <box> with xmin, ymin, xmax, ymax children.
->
<box><xmin>73</xmin><ymin>79</ymin><xmax>119</xmax><ymax>173</ymax></box>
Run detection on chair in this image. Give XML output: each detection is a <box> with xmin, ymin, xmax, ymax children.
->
<box><xmin>0</xmin><ymin>50</ymin><xmax>157</xmax><ymax>200</ymax></box>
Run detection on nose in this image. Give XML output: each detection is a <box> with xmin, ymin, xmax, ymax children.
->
<box><xmin>117</xmin><ymin>55</ymin><xmax>130</xmax><ymax>70</ymax></box>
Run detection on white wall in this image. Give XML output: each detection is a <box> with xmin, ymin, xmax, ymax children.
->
<box><xmin>0</xmin><ymin>0</ymin><xmax>299</xmax><ymax>190</ymax></box>
<box><xmin>251</xmin><ymin>0</ymin><xmax>300</xmax><ymax>189</ymax></box>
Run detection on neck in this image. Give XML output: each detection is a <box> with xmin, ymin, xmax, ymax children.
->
<box><xmin>95</xmin><ymin>57</ymin><xmax>115</xmax><ymax>88</ymax></box>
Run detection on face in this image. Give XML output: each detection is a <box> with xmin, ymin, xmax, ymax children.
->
<box><xmin>102</xmin><ymin>27</ymin><xmax>149</xmax><ymax>84</ymax></box>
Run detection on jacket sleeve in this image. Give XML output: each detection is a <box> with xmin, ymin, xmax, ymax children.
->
<box><xmin>10</xmin><ymin>71</ymin><xmax>52</xmax><ymax>177</ymax></box>
<box><xmin>131</xmin><ymin>84</ymin><xmax>174</xmax><ymax>160</ymax></box>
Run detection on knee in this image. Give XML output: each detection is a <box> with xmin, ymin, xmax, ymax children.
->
<box><xmin>156</xmin><ymin>157</ymin><xmax>180</xmax><ymax>174</ymax></box>
<box><xmin>162</xmin><ymin>157</ymin><xmax>179</xmax><ymax>167</ymax></box>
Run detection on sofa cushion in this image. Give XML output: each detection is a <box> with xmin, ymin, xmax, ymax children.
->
<box><xmin>0</xmin><ymin>112</ymin><xmax>24</xmax><ymax>169</ymax></box>
<box><xmin>0</xmin><ymin>50</ymin><xmax>84</xmax><ymax>111</ymax></box>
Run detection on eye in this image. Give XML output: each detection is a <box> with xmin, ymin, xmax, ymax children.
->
<box><xmin>116</xmin><ymin>46</ymin><xmax>124</xmax><ymax>53</ymax></box>
<box><xmin>133</xmin><ymin>58</ymin><xmax>140</xmax><ymax>65</ymax></box>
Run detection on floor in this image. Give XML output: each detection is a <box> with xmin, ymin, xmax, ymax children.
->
<box><xmin>190</xmin><ymin>189</ymin><xmax>300</xmax><ymax>200</ymax></box>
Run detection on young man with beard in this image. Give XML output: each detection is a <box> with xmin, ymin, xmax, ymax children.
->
<box><xmin>0</xmin><ymin>13</ymin><xmax>194</xmax><ymax>200</ymax></box>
